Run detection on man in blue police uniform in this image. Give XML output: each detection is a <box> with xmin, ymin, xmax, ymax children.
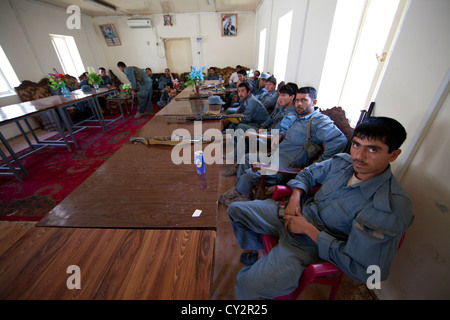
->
<box><xmin>117</xmin><ymin>61</ymin><xmax>153</xmax><ymax>118</ymax></box>
<box><xmin>219</xmin><ymin>86</ymin><xmax>347</xmax><ymax>204</ymax></box>
<box><xmin>227</xmin><ymin>116</ymin><xmax>414</xmax><ymax>299</ymax></box>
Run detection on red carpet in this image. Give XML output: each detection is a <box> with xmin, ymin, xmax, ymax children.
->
<box><xmin>0</xmin><ymin>107</ymin><xmax>158</xmax><ymax>221</ymax></box>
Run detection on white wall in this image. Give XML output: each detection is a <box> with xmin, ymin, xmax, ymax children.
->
<box><xmin>254</xmin><ymin>0</ymin><xmax>336</xmax><ymax>86</ymax></box>
<box><xmin>93</xmin><ymin>12</ymin><xmax>255</xmax><ymax>84</ymax></box>
<box><xmin>0</xmin><ymin>0</ymin><xmax>106</xmax><ymax>139</ymax></box>
<box><xmin>1</xmin><ymin>0</ymin><xmax>106</xmax><ymax>81</ymax></box>
<box><xmin>373</xmin><ymin>0</ymin><xmax>450</xmax><ymax>299</ymax></box>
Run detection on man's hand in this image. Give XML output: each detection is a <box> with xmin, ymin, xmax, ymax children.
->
<box><xmin>285</xmin><ymin>198</ymin><xmax>300</xmax><ymax>217</ymax></box>
<box><xmin>271</xmin><ymin>134</ymin><xmax>282</xmax><ymax>149</ymax></box>
<box><xmin>284</xmin><ymin>188</ymin><xmax>303</xmax><ymax>216</ymax></box>
<box><xmin>283</xmin><ymin>207</ymin><xmax>320</xmax><ymax>243</ymax></box>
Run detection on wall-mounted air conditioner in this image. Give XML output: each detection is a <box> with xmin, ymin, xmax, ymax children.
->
<box><xmin>127</xmin><ymin>18</ymin><xmax>152</xmax><ymax>28</ymax></box>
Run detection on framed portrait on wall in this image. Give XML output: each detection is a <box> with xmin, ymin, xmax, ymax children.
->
<box><xmin>164</xmin><ymin>15</ymin><xmax>173</xmax><ymax>26</ymax></box>
<box><xmin>221</xmin><ymin>14</ymin><xmax>237</xmax><ymax>36</ymax></box>
<box><xmin>99</xmin><ymin>24</ymin><xmax>121</xmax><ymax>46</ymax></box>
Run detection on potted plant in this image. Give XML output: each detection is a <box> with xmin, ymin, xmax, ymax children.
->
<box><xmin>48</xmin><ymin>73</ymin><xmax>70</xmax><ymax>98</ymax></box>
<box><xmin>87</xmin><ymin>66</ymin><xmax>103</xmax><ymax>90</ymax></box>
<box><xmin>184</xmin><ymin>66</ymin><xmax>205</xmax><ymax>93</ymax></box>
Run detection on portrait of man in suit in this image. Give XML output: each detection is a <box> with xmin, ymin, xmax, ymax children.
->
<box><xmin>222</xmin><ymin>14</ymin><xmax>237</xmax><ymax>36</ymax></box>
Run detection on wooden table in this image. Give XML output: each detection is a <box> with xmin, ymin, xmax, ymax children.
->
<box><xmin>14</xmin><ymin>83</ymin><xmax>224</xmax><ymax>300</ymax></box>
<box><xmin>38</xmin><ymin>85</ymin><xmax>225</xmax><ymax>230</ymax></box>
<box><xmin>0</xmin><ymin>88</ymin><xmax>121</xmax><ymax>181</ymax></box>
<box><xmin>38</xmin><ymin>108</ymin><xmax>223</xmax><ymax>229</ymax></box>
<box><xmin>105</xmin><ymin>92</ymin><xmax>135</xmax><ymax>115</ymax></box>
<box><xmin>0</xmin><ymin>224</ymin><xmax>215</xmax><ymax>299</ymax></box>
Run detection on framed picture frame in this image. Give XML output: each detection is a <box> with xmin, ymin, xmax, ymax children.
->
<box><xmin>221</xmin><ymin>14</ymin><xmax>237</xmax><ymax>37</ymax></box>
<box><xmin>99</xmin><ymin>24</ymin><xmax>121</xmax><ymax>46</ymax></box>
<box><xmin>164</xmin><ymin>15</ymin><xmax>173</xmax><ymax>26</ymax></box>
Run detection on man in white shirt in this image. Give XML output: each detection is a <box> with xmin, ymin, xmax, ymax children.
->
<box><xmin>229</xmin><ymin>65</ymin><xmax>242</xmax><ymax>88</ymax></box>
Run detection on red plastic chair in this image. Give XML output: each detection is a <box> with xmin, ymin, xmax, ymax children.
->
<box><xmin>265</xmin><ymin>185</ymin><xmax>405</xmax><ymax>300</ymax></box>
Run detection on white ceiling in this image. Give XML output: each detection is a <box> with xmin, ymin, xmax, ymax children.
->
<box><xmin>33</xmin><ymin>0</ymin><xmax>263</xmax><ymax>17</ymax></box>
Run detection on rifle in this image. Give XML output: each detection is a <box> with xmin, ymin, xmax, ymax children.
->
<box><xmin>130</xmin><ymin>135</ymin><xmax>216</xmax><ymax>146</ymax></box>
<box><xmin>344</xmin><ymin>101</ymin><xmax>375</xmax><ymax>153</ymax></box>
<box><xmin>174</xmin><ymin>94</ymin><xmax>212</xmax><ymax>101</ymax></box>
<box><xmin>251</xmin><ymin>162</ymin><xmax>303</xmax><ymax>175</ymax></box>
<box><xmin>164</xmin><ymin>113</ymin><xmax>244</xmax><ymax>121</ymax></box>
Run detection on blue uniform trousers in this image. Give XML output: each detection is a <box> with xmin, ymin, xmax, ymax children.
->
<box><xmin>138</xmin><ymin>78</ymin><xmax>153</xmax><ymax>114</ymax></box>
<box><xmin>228</xmin><ymin>199</ymin><xmax>322</xmax><ymax>299</ymax></box>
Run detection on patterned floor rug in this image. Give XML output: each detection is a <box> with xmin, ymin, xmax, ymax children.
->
<box><xmin>0</xmin><ymin>108</ymin><xmax>157</xmax><ymax>221</ymax></box>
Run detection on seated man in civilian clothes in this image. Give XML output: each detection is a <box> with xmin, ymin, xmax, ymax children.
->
<box><xmin>258</xmin><ymin>76</ymin><xmax>278</xmax><ymax>114</ymax></box>
<box><xmin>227</xmin><ymin>116</ymin><xmax>414</xmax><ymax>300</ymax></box>
<box><xmin>219</xmin><ymin>86</ymin><xmax>347</xmax><ymax>205</ymax></box>
<box><xmin>228</xmin><ymin>65</ymin><xmax>242</xmax><ymax>88</ymax></box>
<box><xmin>205</xmin><ymin>67</ymin><xmax>220</xmax><ymax>80</ymax></box>
<box><xmin>117</xmin><ymin>61</ymin><xmax>153</xmax><ymax>118</ymax></box>
<box><xmin>221</xmin><ymin>82</ymin><xmax>268</xmax><ymax>133</ymax></box>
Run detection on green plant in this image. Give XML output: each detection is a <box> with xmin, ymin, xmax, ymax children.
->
<box><xmin>184</xmin><ymin>66</ymin><xmax>205</xmax><ymax>88</ymax></box>
<box><xmin>87</xmin><ymin>66</ymin><xmax>102</xmax><ymax>86</ymax></box>
<box><xmin>47</xmin><ymin>73</ymin><xmax>67</xmax><ymax>90</ymax></box>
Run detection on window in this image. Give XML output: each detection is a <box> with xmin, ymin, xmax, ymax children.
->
<box><xmin>273</xmin><ymin>10</ymin><xmax>293</xmax><ymax>82</ymax></box>
<box><xmin>50</xmin><ymin>34</ymin><xmax>85</xmax><ymax>77</ymax></box>
<box><xmin>319</xmin><ymin>0</ymin><xmax>404</xmax><ymax>125</ymax></box>
<box><xmin>0</xmin><ymin>45</ymin><xmax>21</xmax><ymax>97</ymax></box>
<box><xmin>258</xmin><ymin>29</ymin><xmax>267</xmax><ymax>72</ymax></box>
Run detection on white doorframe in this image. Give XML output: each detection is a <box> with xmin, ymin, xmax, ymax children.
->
<box><xmin>395</xmin><ymin>68</ymin><xmax>450</xmax><ymax>182</ymax></box>
<box><xmin>364</xmin><ymin>0</ymin><xmax>411</xmax><ymax>108</ymax></box>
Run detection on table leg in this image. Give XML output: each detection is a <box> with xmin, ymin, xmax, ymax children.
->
<box><xmin>58</xmin><ymin>106</ymin><xmax>79</xmax><ymax>149</ymax></box>
<box><xmin>0</xmin><ymin>131</ymin><xmax>28</xmax><ymax>180</ymax></box>
<box><xmin>48</xmin><ymin>109</ymin><xmax>72</xmax><ymax>152</ymax></box>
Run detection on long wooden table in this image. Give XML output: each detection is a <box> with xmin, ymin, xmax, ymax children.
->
<box><xmin>38</xmin><ymin>85</ymin><xmax>225</xmax><ymax>230</ymax></box>
<box><xmin>0</xmin><ymin>87</ymin><xmax>121</xmax><ymax>181</ymax></box>
<box><xmin>0</xmin><ymin>224</ymin><xmax>214</xmax><ymax>299</ymax></box>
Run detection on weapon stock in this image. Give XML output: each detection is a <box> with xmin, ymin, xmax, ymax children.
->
<box><xmin>164</xmin><ymin>113</ymin><xmax>244</xmax><ymax>121</ymax></box>
<box><xmin>129</xmin><ymin>136</ymin><xmax>216</xmax><ymax>146</ymax></box>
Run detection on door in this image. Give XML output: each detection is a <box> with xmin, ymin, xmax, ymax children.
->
<box><xmin>163</xmin><ymin>38</ymin><xmax>193</xmax><ymax>75</ymax></box>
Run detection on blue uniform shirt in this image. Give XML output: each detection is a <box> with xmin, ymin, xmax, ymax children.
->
<box><xmin>261</xmin><ymin>105</ymin><xmax>297</xmax><ymax>131</ymax></box>
<box><xmin>237</xmin><ymin>93</ymin><xmax>269</xmax><ymax>126</ymax></box>
<box><xmin>278</xmin><ymin>109</ymin><xmax>348</xmax><ymax>168</ymax></box>
<box><xmin>124</xmin><ymin>66</ymin><xmax>152</xmax><ymax>91</ymax></box>
<box><xmin>288</xmin><ymin>153</ymin><xmax>414</xmax><ymax>282</ymax></box>
<box><xmin>205</xmin><ymin>73</ymin><xmax>220</xmax><ymax>80</ymax></box>
<box><xmin>258</xmin><ymin>90</ymin><xmax>278</xmax><ymax>114</ymax></box>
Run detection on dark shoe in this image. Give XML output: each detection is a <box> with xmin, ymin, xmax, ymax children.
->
<box><xmin>240</xmin><ymin>251</ymin><xmax>258</xmax><ymax>266</ymax></box>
